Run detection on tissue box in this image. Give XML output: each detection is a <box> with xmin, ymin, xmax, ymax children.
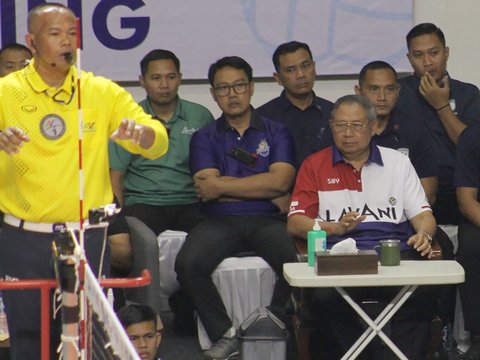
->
<box><xmin>314</xmin><ymin>250</ymin><xmax>378</xmax><ymax>275</ymax></box>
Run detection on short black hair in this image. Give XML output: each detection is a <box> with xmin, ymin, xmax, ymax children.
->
<box><xmin>358</xmin><ymin>60</ymin><xmax>397</xmax><ymax>87</ymax></box>
<box><xmin>406</xmin><ymin>23</ymin><xmax>446</xmax><ymax>50</ymax></box>
<box><xmin>0</xmin><ymin>43</ymin><xmax>32</xmax><ymax>58</ymax></box>
<box><xmin>140</xmin><ymin>49</ymin><xmax>180</xmax><ymax>76</ymax></box>
<box><xmin>207</xmin><ymin>56</ymin><xmax>253</xmax><ymax>86</ymax></box>
<box><xmin>272</xmin><ymin>41</ymin><xmax>313</xmax><ymax>72</ymax></box>
<box><xmin>117</xmin><ymin>304</ymin><xmax>158</xmax><ymax>329</ymax></box>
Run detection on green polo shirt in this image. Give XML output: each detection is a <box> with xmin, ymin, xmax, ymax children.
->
<box><xmin>109</xmin><ymin>97</ymin><xmax>214</xmax><ymax>206</ymax></box>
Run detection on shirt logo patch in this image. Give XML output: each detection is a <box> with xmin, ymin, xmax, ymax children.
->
<box><xmin>449</xmin><ymin>99</ymin><xmax>456</xmax><ymax>112</ymax></box>
<box><xmin>83</xmin><ymin>122</ymin><xmax>96</xmax><ymax>132</ymax></box>
<box><xmin>256</xmin><ymin>138</ymin><xmax>270</xmax><ymax>157</ymax></box>
<box><xmin>181</xmin><ymin>126</ymin><xmax>198</xmax><ymax>135</ymax></box>
<box><xmin>21</xmin><ymin>105</ymin><xmax>37</xmax><ymax>113</ymax></box>
<box><xmin>389</xmin><ymin>197</ymin><xmax>397</xmax><ymax>206</ymax></box>
<box><xmin>327</xmin><ymin>178</ymin><xmax>340</xmax><ymax>184</ymax></box>
<box><xmin>40</xmin><ymin>114</ymin><xmax>66</xmax><ymax>140</ymax></box>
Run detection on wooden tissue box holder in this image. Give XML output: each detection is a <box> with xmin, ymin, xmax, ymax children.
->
<box><xmin>314</xmin><ymin>250</ymin><xmax>378</xmax><ymax>275</ymax></box>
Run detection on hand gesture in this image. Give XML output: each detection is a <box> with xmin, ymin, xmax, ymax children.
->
<box><xmin>335</xmin><ymin>211</ymin><xmax>366</xmax><ymax>236</ymax></box>
<box><xmin>110</xmin><ymin>119</ymin><xmax>146</xmax><ymax>145</ymax></box>
<box><xmin>419</xmin><ymin>73</ymin><xmax>450</xmax><ymax>110</ymax></box>
<box><xmin>0</xmin><ymin>127</ymin><xmax>30</xmax><ymax>155</ymax></box>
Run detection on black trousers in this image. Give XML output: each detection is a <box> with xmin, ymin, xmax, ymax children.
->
<box><xmin>457</xmin><ymin>222</ymin><xmax>480</xmax><ymax>336</ymax></box>
<box><xmin>174</xmin><ymin>215</ymin><xmax>297</xmax><ymax>342</ymax></box>
<box><xmin>124</xmin><ymin>202</ymin><xmax>203</xmax><ymax>236</ymax></box>
<box><xmin>122</xmin><ymin>202</ymin><xmax>203</xmax><ymax>315</ymax></box>
<box><xmin>308</xmin><ymin>249</ymin><xmax>434</xmax><ymax>360</ymax></box>
<box><xmin>0</xmin><ymin>224</ymin><xmax>109</xmax><ymax>360</ymax></box>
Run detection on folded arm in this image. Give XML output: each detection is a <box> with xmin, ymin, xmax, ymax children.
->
<box><xmin>193</xmin><ymin>162</ymin><xmax>295</xmax><ymax>202</ymax></box>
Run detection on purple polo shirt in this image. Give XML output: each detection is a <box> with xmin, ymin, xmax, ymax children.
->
<box><xmin>190</xmin><ymin>111</ymin><xmax>295</xmax><ymax>216</ymax></box>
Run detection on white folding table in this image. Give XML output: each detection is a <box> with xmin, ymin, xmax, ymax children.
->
<box><xmin>283</xmin><ymin>260</ymin><xmax>465</xmax><ymax>359</ymax></box>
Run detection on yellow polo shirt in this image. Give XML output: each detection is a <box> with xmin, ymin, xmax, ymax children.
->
<box><xmin>0</xmin><ymin>61</ymin><xmax>168</xmax><ymax>222</ymax></box>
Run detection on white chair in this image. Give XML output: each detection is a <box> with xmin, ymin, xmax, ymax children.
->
<box><xmin>156</xmin><ymin>230</ymin><xmax>188</xmax><ymax>311</ymax></box>
<box><xmin>197</xmin><ymin>256</ymin><xmax>277</xmax><ymax>349</ymax></box>
<box><xmin>155</xmin><ymin>230</ymin><xmax>277</xmax><ymax>348</ymax></box>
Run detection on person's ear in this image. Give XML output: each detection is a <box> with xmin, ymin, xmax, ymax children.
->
<box><xmin>210</xmin><ymin>87</ymin><xmax>218</xmax><ymax>103</ymax></box>
<box><xmin>273</xmin><ymin>72</ymin><xmax>282</xmax><ymax>86</ymax></box>
<box><xmin>354</xmin><ymin>85</ymin><xmax>362</xmax><ymax>95</ymax></box>
<box><xmin>26</xmin><ymin>34</ymin><xmax>36</xmax><ymax>52</ymax></box>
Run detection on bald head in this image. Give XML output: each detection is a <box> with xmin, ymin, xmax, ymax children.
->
<box><xmin>27</xmin><ymin>3</ymin><xmax>75</xmax><ymax>33</ymax></box>
<box><xmin>25</xmin><ymin>3</ymin><xmax>77</xmax><ymax>78</ymax></box>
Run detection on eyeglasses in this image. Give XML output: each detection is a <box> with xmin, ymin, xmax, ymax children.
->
<box><xmin>214</xmin><ymin>83</ymin><xmax>249</xmax><ymax>96</ymax></box>
<box><xmin>129</xmin><ymin>332</ymin><xmax>160</xmax><ymax>344</ymax></box>
<box><xmin>330</xmin><ymin>121</ymin><xmax>369</xmax><ymax>133</ymax></box>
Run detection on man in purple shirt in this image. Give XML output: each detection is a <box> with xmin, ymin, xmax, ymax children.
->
<box><xmin>175</xmin><ymin>56</ymin><xmax>297</xmax><ymax>360</ymax></box>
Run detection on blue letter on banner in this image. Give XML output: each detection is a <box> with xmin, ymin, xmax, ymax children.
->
<box><xmin>92</xmin><ymin>0</ymin><xmax>149</xmax><ymax>50</ymax></box>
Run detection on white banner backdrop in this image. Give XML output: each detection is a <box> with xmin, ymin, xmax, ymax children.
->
<box><xmin>1</xmin><ymin>0</ymin><xmax>412</xmax><ymax>81</ymax></box>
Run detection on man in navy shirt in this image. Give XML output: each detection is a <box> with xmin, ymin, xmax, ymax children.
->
<box><xmin>356</xmin><ymin>60</ymin><xmax>456</xmax><ymax>334</ymax></box>
<box><xmin>397</xmin><ymin>23</ymin><xmax>480</xmax><ymax>225</ymax></box>
<box><xmin>455</xmin><ymin>123</ymin><xmax>480</xmax><ymax>359</ymax></box>
<box><xmin>175</xmin><ymin>56</ymin><xmax>297</xmax><ymax>360</ymax></box>
<box><xmin>256</xmin><ymin>41</ymin><xmax>334</xmax><ymax>169</ymax></box>
<box><xmin>355</xmin><ymin>60</ymin><xmax>437</xmax><ymax>204</ymax></box>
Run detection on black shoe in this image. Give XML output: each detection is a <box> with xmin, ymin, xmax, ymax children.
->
<box><xmin>202</xmin><ymin>336</ymin><xmax>239</xmax><ymax>360</ymax></box>
<box><xmin>169</xmin><ymin>290</ymin><xmax>196</xmax><ymax>336</ymax></box>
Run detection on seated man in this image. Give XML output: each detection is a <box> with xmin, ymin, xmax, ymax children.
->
<box><xmin>0</xmin><ymin>43</ymin><xmax>32</xmax><ymax>226</ymax></box>
<box><xmin>175</xmin><ymin>56</ymin><xmax>297</xmax><ymax>360</ymax></box>
<box><xmin>256</xmin><ymin>40</ymin><xmax>334</xmax><ymax>169</ymax></box>
<box><xmin>0</xmin><ymin>43</ymin><xmax>32</xmax><ymax>77</ymax></box>
<box><xmin>288</xmin><ymin>95</ymin><xmax>436</xmax><ymax>359</ymax></box>
<box><xmin>109</xmin><ymin>49</ymin><xmax>214</xmax><ymax>329</ymax></box>
<box><xmin>397</xmin><ymin>23</ymin><xmax>480</xmax><ymax>225</ymax></box>
<box><xmin>354</xmin><ymin>60</ymin><xmax>437</xmax><ymax>204</ymax></box>
<box><xmin>117</xmin><ymin>304</ymin><xmax>163</xmax><ymax>360</ymax></box>
<box><xmin>454</xmin><ymin>122</ymin><xmax>480</xmax><ymax>359</ymax></box>
<box><xmin>355</xmin><ymin>60</ymin><xmax>456</xmax><ymax>329</ymax></box>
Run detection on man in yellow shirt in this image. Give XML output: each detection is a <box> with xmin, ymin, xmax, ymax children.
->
<box><xmin>0</xmin><ymin>3</ymin><xmax>168</xmax><ymax>359</ymax></box>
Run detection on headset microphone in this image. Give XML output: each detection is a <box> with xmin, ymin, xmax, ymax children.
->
<box><xmin>31</xmin><ymin>40</ymin><xmax>60</xmax><ymax>67</ymax></box>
